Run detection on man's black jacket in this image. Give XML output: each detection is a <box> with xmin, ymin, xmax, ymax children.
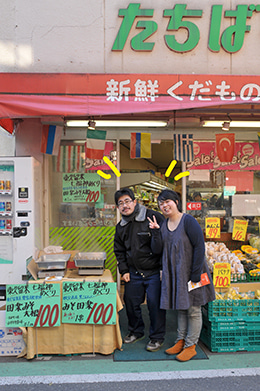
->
<box><xmin>114</xmin><ymin>204</ymin><xmax>165</xmax><ymax>277</ymax></box>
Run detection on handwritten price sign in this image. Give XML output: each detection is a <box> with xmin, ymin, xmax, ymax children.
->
<box><xmin>5</xmin><ymin>283</ymin><xmax>61</xmax><ymax>328</ymax></box>
<box><xmin>62</xmin><ymin>281</ymin><xmax>117</xmax><ymax>325</ymax></box>
<box><xmin>213</xmin><ymin>263</ymin><xmax>231</xmax><ymax>288</ymax></box>
<box><xmin>205</xmin><ymin>217</ymin><xmax>220</xmax><ymax>239</ymax></box>
<box><xmin>232</xmin><ymin>219</ymin><xmax>248</xmax><ymax>241</ymax></box>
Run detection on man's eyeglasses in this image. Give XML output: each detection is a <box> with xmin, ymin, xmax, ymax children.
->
<box><xmin>118</xmin><ymin>199</ymin><xmax>133</xmax><ymax>207</ymax></box>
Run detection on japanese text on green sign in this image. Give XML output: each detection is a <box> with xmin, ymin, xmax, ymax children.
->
<box><xmin>62</xmin><ymin>173</ymin><xmax>101</xmax><ymax>202</ymax></box>
<box><xmin>6</xmin><ymin>283</ymin><xmax>61</xmax><ymax>328</ymax></box>
<box><xmin>62</xmin><ymin>281</ymin><xmax>117</xmax><ymax>325</ymax></box>
<box><xmin>112</xmin><ymin>3</ymin><xmax>260</xmax><ymax>53</ymax></box>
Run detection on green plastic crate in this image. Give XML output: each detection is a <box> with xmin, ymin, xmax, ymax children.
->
<box><xmin>204</xmin><ymin>299</ymin><xmax>260</xmax><ymax>321</ymax></box>
<box><xmin>202</xmin><ymin>315</ymin><xmax>248</xmax><ymax>331</ymax></box>
<box><xmin>246</xmin><ymin>274</ymin><xmax>260</xmax><ymax>282</ymax></box>
<box><xmin>230</xmin><ymin>273</ymin><xmax>248</xmax><ymax>283</ymax></box>
<box><xmin>200</xmin><ymin>319</ymin><xmax>260</xmax><ymax>352</ymax></box>
<box><xmin>200</xmin><ymin>327</ymin><xmax>248</xmax><ymax>352</ymax></box>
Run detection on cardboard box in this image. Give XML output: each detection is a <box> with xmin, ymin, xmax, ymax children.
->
<box><xmin>0</xmin><ymin>307</ymin><xmax>25</xmax><ymax>356</ymax></box>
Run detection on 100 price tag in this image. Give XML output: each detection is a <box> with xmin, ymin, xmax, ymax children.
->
<box><xmin>213</xmin><ymin>263</ymin><xmax>231</xmax><ymax>288</ymax></box>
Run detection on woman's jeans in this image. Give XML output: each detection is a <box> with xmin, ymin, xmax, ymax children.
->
<box><xmin>176</xmin><ymin>306</ymin><xmax>202</xmax><ymax>347</ymax></box>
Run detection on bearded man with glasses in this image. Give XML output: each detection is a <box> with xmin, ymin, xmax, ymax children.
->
<box><xmin>114</xmin><ymin>187</ymin><xmax>166</xmax><ymax>352</ymax></box>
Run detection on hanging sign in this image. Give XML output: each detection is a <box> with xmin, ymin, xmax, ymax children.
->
<box><xmin>187</xmin><ymin>142</ymin><xmax>260</xmax><ymax>171</ymax></box>
<box><xmin>232</xmin><ymin>219</ymin><xmax>248</xmax><ymax>241</ymax></box>
<box><xmin>62</xmin><ymin>281</ymin><xmax>117</xmax><ymax>325</ymax></box>
<box><xmin>205</xmin><ymin>217</ymin><xmax>221</xmax><ymax>239</ymax></box>
<box><xmin>5</xmin><ymin>283</ymin><xmax>61</xmax><ymax>328</ymax></box>
<box><xmin>213</xmin><ymin>263</ymin><xmax>231</xmax><ymax>288</ymax></box>
<box><xmin>62</xmin><ymin>173</ymin><xmax>101</xmax><ymax>203</ymax></box>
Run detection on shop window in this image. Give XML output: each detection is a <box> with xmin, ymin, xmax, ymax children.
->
<box><xmin>186</xmin><ymin>170</ymin><xmax>260</xmax><ymax>234</ymax></box>
<box><xmin>48</xmin><ymin>141</ymin><xmax>118</xmax><ymax>280</ymax></box>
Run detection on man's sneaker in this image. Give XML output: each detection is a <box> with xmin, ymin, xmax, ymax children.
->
<box><xmin>146</xmin><ymin>339</ymin><xmax>164</xmax><ymax>352</ymax></box>
<box><xmin>123</xmin><ymin>333</ymin><xmax>145</xmax><ymax>344</ymax></box>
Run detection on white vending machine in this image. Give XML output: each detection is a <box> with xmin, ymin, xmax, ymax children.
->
<box><xmin>0</xmin><ymin>157</ymin><xmax>43</xmax><ymax>285</ymax></box>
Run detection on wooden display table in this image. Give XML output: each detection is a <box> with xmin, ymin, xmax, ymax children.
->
<box><xmin>20</xmin><ymin>268</ymin><xmax>123</xmax><ymax>359</ymax></box>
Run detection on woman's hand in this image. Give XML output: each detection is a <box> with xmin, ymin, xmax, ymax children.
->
<box><xmin>147</xmin><ymin>215</ymin><xmax>160</xmax><ymax>229</ymax></box>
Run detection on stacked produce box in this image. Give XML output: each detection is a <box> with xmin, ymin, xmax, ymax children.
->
<box><xmin>201</xmin><ymin>284</ymin><xmax>260</xmax><ymax>352</ymax></box>
<box><xmin>201</xmin><ymin>235</ymin><xmax>260</xmax><ymax>352</ymax></box>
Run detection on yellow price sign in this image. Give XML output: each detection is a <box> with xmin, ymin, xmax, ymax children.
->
<box><xmin>205</xmin><ymin>217</ymin><xmax>220</xmax><ymax>239</ymax></box>
<box><xmin>213</xmin><ymin>263</ymin><xmax>231</xmax><ymax>288</ymax></box>
<box><xmin>232</xmin><ymin>219</ymin><xmax>248</xmax><ymax>241</ymax></box>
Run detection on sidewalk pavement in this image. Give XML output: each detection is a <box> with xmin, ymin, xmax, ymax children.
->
<box><xmin>1</xmin><ymin>343</ymin><xmax>260</xmax><ymax>381</ymax></box>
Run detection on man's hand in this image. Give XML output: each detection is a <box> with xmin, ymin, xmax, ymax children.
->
<box><xmin>122</xmin><ymin>272</ymin><xmax>130</xmax><ymax>282</ymax></box>
<box><xmin>147</xmin><ymin>215</ymin><xmax>160</xmax><ymax>229</ymax></box>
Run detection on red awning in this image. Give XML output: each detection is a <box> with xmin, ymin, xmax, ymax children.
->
<box><xmin>0</xmin><ymin>73</ymin><xmax>259</xmax><ymax>119</ymax></box>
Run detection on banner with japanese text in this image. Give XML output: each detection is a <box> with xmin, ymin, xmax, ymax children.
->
<box><xmin>5</xmin><ymin>283</ymin><xmax>61</xmax><ymax>328</ymax></box>
<box><xmin>1</xmin><ymin>74</ymin><xmax>260</xmax><ymax>118</ymax></box>
<box><xmin>187</xmin><ymin>142</ymin><xmax>260</xmax><ymax>170</ymax></box>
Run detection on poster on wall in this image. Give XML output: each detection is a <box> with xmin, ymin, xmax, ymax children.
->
<box><xmin>62</xmin><ymin>173</ymin><xmax>101</xmax><ymax>203</ymax></box>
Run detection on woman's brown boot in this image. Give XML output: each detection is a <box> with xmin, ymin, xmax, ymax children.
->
<box><xmin>176</xmin><ymin>344</ymin><xmax>197</xmax><ymax>361</ymax></box>
<box><xmin>165</xmin><ymin>339</ymin><xmax>185</xmax><ymax>355</ymax></box>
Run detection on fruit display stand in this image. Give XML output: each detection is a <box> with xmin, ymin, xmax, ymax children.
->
<box><xmin>201</xmin><ymin>282</ymin><xmax>260</xmax><ymax>352</ymax></box>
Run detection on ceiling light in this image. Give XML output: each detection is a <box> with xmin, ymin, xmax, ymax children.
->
<box><xmin>88</xmin><ymin>120</ymin><xmax>96</xmax><ymax>130</ymax></box>
<box><xmin>202</xmin><ymin>121</ymin><xmax>260</xmax><ymax>128</ymax></box>
<box><xmin>222</xmin><ymin>121</ymin><xmax>230</xmax><ymax>131</ymax></box>
<box><xmin>66</xmin><ymin>120</ymin><xmax>167</xmax><ymax>127</ymax></box>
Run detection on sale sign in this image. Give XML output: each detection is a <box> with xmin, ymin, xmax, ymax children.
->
<box><xmin>5</xmin><ymin>283</ymin><xmax>61</xmax><ymax>328</ymax></box>
<box><xmin>232</xmin><ymin>219</ymin><xmax>248</xmax><ymax>241</ymax></box>
<box><xmin>62</xmin><ymin>281</ymin><xmax>117</xmax><ymax>325</ymax></box>
<box><xmin>213</xmin><ymin>263</ymin><xmax>231</xmax><ymax>288</ymax></box>
<box><xmin>205</xmin><ymin>217</ymin><xmax>221</xmax><ymax>239</ymax></box>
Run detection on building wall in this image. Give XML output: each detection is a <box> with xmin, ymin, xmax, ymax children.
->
<box><xmin>0</xmin><ymin>128</ymin><xmax>15</xmax><ymax>156</ymax></box>
<box><xmin>0</xmin><ymin>0</ymin><xmax>259</xmax><ymax>74</ymax></box>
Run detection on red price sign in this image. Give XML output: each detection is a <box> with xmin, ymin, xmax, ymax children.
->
<box><xmin>232</xmin><ymin>219</ymin><xmax>248</xmax><ymax>241</ymax></box>
<box><xmin>205</xmin><ymin>217</ymin><xmax>220</xmax><ymax>239</ymax></box>
<box><xmin>213</xmin><ymin>263</ymin><xmax>231</xmax><ymax>288</ymax></box>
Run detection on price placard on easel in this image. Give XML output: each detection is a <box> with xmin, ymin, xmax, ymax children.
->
<box><xmin>213</xmin><ymin>263</ymin><xmax>231</xmax><ymax>288</ymax></box>
<box><xmin>232</xmin><ymin>219</ymin><xmax>248</xmax><ymax>241</ymax></box>
<box><xmin>205</xmin><ymin>217</ymin><xmax>221</xmax><ymax>239</ymax></box>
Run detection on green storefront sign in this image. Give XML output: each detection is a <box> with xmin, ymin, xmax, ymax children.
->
<box><xmin>112</xmin><ymin>3</ymin><xmax>260</xmax><ymax>53</ymax></box>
